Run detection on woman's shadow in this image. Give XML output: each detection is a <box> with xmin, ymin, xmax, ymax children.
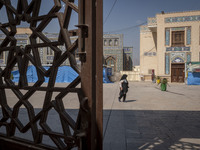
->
<box><xmin>124</xmin><ymin>100</ymin><xmax>136</xmax><ymax>103</ymax></box>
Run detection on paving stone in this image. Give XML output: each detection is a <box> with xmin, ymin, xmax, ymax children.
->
<box><xmin>1</xmin><ymin>82</ymin><xmax>200</xmax><ymax>149</ymax></box>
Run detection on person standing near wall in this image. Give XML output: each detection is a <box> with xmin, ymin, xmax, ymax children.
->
<box><xmin>152</xmin><ymin>69</ymin><xmax>156</xmax><ymax>83</ymax></box>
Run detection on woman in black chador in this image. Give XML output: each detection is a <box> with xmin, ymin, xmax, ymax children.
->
<box><xmin>118</xmin><ymin>74</ymin><xmax>129</xmax><ymax>102</ymax></box>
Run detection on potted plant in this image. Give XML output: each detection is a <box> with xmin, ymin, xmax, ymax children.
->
<box><xmin>156</xmin><ymin>76</ymin><xmax>161</xmax><ymax>84</ymax></box>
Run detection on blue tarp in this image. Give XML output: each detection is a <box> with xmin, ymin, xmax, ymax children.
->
<box><xmin>12</xmin><ymin>65</ymin><xmax>112</xmax><ymax>83</ymax></box>
<box><xmin>187</xmin><ymin>72</ymin><xmax>200</xmax><ymax>85</ymax></box>
<box><xmin>12</xmin><ymin>65</ymin><xmax>79</xmax><ymax>83</ymax></box>
<box><xmin>103</xmin><ymin>67</ymin><xmax>112</xmax><ymax>83</ymax></box>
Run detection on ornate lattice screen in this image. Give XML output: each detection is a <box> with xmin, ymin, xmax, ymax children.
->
<box><xmin>0</xmin><ymin>0</ymin><xmax>103</xmax><ymax>149</ymax></box>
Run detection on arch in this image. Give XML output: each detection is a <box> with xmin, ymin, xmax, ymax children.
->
<box><xmin>114</xmin><ymin>39</ymin><xmax>118</xmax><ymax>46</ymax></box>
<box><xmin>171</xmin><ymin>56</ymin><xmax>185</xmax><ymax>63</ymax></box>
<box><xmin>106</xmin><ymin>56</ymin><xmax>116</xmax><ymax>72</ymax></box>
<box><xmin>104</xmin><ymin>39</ymin><xmax>107</xmax><ymax>46</ymax></box>
<box><xmin>109</xmin><ymin>39</ymin><xmax>113</xmax><ymax>46</ymax></box>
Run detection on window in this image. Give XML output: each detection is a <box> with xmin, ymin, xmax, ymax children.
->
<box><xmin>0</xmin><ymin>52</ymin><xmax>3</xmax><ymax>59</ymax></box>
<box><xmin>114</xmin><ymin>39</ymin><xmax>118</xmax><ymax>46</ymax></box>
<box><xmin>46</xmin><ymin>47</ymin><xmax>53</xmax><ymax>55</ymax></box>
<box><xmin>148</xmin><ymin>69</ymin><xmax>154</xmax><ymax>74</ymax></box>
<box><xmin>104</xmin><ymin>40</ymin><xmax>107</xmax><ymax>46</ymax></box>
<box><xmin>109</xmin><ymin>39</ymin><xmax>112</xmax><ymax>46</ymax></box>
<box><xmin>50</xmin><ymin>49</ymin><xmax>53</xmax><ymax>55</ymax></box>
<box><xmin>47</xmin><ymin>48</ymin><xmax>49</xmax><ymax>55</ymax></box>
<box><xmin>47</xmin><ymin>62</ymin><xmax>53</xmax><ymax>65</ymax></box>
<box><xmin>75</xmin><ymin>48</ymin><xmax>79</xmax><ymax>58</ymax></box>
<box><xmin>172</xmin><ymin>31</ymin><xmax>185</xmax><ymax>47</ymax></box>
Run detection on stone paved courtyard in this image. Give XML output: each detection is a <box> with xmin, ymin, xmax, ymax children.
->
<box><xmin>1</xmin><ymin>81</ymin><xmax>200</xmax><ymax>150</ymax></box>
<box><xmin>103</xmin><ymin>82</ymin><xmax>200</xmax><ymax>150</ymax></box>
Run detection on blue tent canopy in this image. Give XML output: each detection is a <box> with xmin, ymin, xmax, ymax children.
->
<box><xmin>12</xmin><ymin>65</ymin><xmax>78</xmax><ymax>83</ymax></box>
<box><xmin>12</xmin><ymin>65</ymin><xmax>112</xmax><ymax>83</ymax></box>
<box><xmin>103</xmin><ymin>67</ymin><xmax>112</xmax><ymax>83</ymax></box>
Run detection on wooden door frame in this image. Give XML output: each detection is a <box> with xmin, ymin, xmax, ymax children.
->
<box><xmin>171</xmin><ymin>63</ymin><xmax>185</xmax><ymax>82</ymax></box>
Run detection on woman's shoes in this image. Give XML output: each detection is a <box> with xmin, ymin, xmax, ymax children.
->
<box><xmin>118</xmin><ymin>97</ymin><xmax>121</xmax><ymax>102</ymax></box>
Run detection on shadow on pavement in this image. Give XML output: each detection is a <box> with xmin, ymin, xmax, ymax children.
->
<box><xmin>124</xmin><ymin>100</ymin><xmax>136</xmax><ymax>103</ymax></box>
<box><xmin>165</xmin><ymin>91</ymin><xmax>185</xmax><ymax>96</ymax></box>
<box><xmin>154</xmin><ymin>87</ymin><xmax>185</xmax><ymax>96</ymax></box>
<box><xmin>1</xmin><ymin>109</ymin><xmax>200</xmax><ymax>150</ymax></box>
<box><xmin>103</xmin><ymin>110</ymin><xmax>200</xmax><ymax>150</ymax></box>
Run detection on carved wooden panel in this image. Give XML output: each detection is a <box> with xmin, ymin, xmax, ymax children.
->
<box><xmin>0</xmin><ymin>0</ymin><xmax>89</xmax><ymax>149</ymax></box>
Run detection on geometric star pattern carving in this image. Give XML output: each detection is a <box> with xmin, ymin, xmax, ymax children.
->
<box><xmin>0</xmin><ymin>0</ymin><xmax>88</xmax><ymax>149</ymax></box>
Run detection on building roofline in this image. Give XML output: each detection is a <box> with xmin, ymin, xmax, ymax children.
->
<box><xmin>156</xmin><ymin>9</ymin><xmax>200</xmax><ymax>16</ymax></box>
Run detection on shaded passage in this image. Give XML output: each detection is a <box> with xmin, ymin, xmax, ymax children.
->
<box><xmin>103</xmin><ymin>110</ymin><xmax>200</xmax><ymax>150</ymax></box>
<box><xmin>1</xmin><ymin>109</ymin><xmax>200</xmax><ymax>150</ymax></box>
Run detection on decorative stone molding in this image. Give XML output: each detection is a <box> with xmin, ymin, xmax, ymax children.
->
<box><xmin>148</xmin><ymin>17</ymin><xmax>157</xmax><ymax>26</ymax></box>
<box><xmin>171</xmin><ymin>52</ymin><xmax>185</xmax><ymax>59</ymax></box>
<box><xmin>165</xmin><ymin>28</ymin><xmax>170</xmax><ymax>46</ymax></box>
<box><xmin>186</xmin><ymin>27</ymin><xmax>191</xmax><ymax>45</ymax></box>
<box><xmin>166</xmin><ymin>47</ymin><xmax>190</xmax><ymax>51</ymax></box>
<box><xmin>165</xmin><ymin>53</ymin><xmax>170</xmax><ymax>74</ymax></box>
<box><xmin>165</xmin><ymin>15</ymin><xmax>200</xmax><ymax>23</ymax></box>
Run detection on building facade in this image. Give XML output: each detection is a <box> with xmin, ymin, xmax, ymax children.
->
<box><xmin>103</xmin><ymin>34</ymin><xmax>124</xmax><ymax>72</ymax></box>
<box><xmin>0</xmin><ymin>28</ymin><xmax>77</xmax><ymax>69</ymax></box>
<box><xmin>140</xmin><ymin>10</ymin><xmax>200</xmax><ymax>82</ymax></box>
<box><xmin>0</xmin><ymin>28</ymin><xmax>31</xmax><ymax>68</ymax></box>
<box><xmin>123</xmin><ymin>47</ymin><xmax>133</xmax><ymax>71</ymax></box>
<box><xmin>1</xmin><ymin>29</ymin><xmax>129</xmax><ymax>73</ymax></box>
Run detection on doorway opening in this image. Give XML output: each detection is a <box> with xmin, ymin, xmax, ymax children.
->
<box><xmin>171</xmin><ymin>63</ymin><xmax>185</xmax><ymax>82</ymax></box>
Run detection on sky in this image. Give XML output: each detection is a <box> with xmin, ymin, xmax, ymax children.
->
<box><xmin>1</xmin><ymin>0</ymin><xmax>200</xmax><ymax>65</ymax></box>
<box><xmin>103</xmin><ymin>0</ymin><xmax>200</xmax><ymax>65</ymax></box>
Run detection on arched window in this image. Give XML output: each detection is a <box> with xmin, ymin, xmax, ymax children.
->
<box><xmin>104</xmin><ymin>40</ymin><xmax>107</xmax><ymax>46</ymax></box>
<box><xmin>114</xmin><ymin>39</ymin><xmax>118</xmax><ymax>46</ymax></box>
<box><xmin>109</xmin><ymin>39</ymin><xmax>113</xmax><ymax>46</ymax></box>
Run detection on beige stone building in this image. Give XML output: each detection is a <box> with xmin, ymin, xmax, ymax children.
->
<box><xmin>140</xmin><ymin>10</ymin><xmax>200</xmax><ymax>82</ymax></box>
<box><xmin>0</xmin><ymin>28</ymin><xmax>73</xmax><ymax>69</ymax></box>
